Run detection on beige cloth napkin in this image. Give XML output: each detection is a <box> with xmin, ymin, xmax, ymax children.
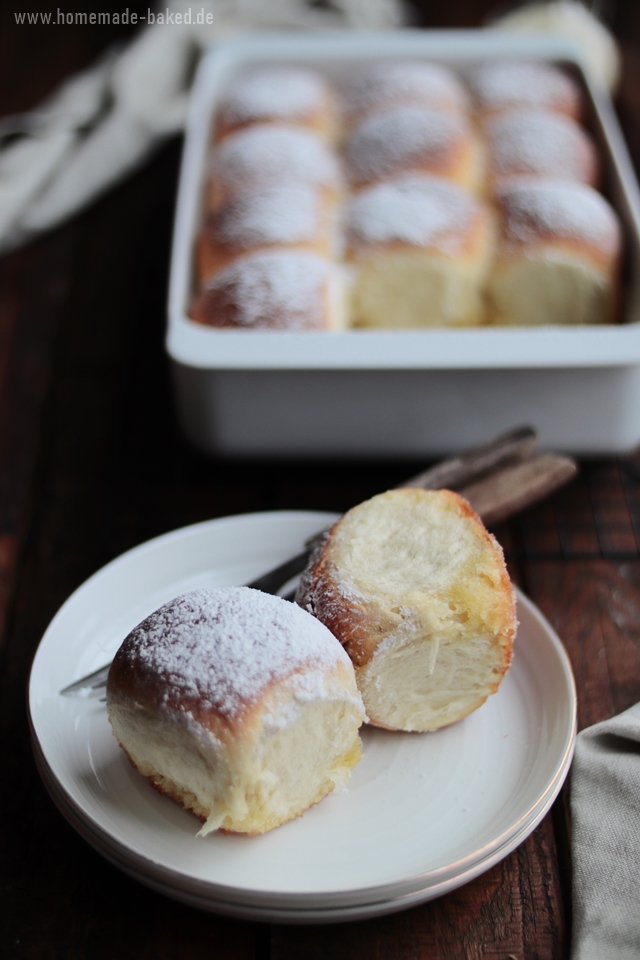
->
<box><xmin>571</xmin><ymin>702</ymin><xmax>640</xmax><ymax>960</ymax></box>
<box><xmin>0</xmin><ymin>0</ymin><xmax>403</xmax><ymax>254</ymax></box>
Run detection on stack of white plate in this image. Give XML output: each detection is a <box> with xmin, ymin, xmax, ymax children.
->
<box><xmin>29</xmin><ymin>511</ymin><xmax>576</xmax><ymax>923</ymax></box>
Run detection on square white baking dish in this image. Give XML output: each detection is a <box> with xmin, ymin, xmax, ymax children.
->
<box><xmin>167</xmin><ymin>30</ymin><xmax>640</xmax><ymax>457</ymax></box>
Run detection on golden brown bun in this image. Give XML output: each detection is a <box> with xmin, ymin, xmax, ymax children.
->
<box><xmin>344</xmin><ymin>175</ymin><xmax>494</xmax><ymax>328</ymax></box>
<box><xmin>296</xmin><ymin>489</ymin><xmax>517</xmax><ymax>732</ymax></box>
<box><xmin>215</xmin><ymin>67</ymin><xmax>337</xmax><ymax>141</ymax></box>
<box><xmin>107</xmin><ymin>587</ymin><xmax>365</xmax><ymax>835</ymax></box>
<box><xmin>205</xmin><ymin>123</ymin><xmax>341</xmax><ymax>212</ymax></box>
<box><xmin>195</xmin><ymin>183</ymin><xmax>335</xmax><ymax>284</ymax></box>
<box><xmin>470</xmin><ymin>60</ymin><xmax>584</xmax><ymax>120</ymax></box>
<box><xmin>487</xmin><ymin>179</ymin><xmax>622</xmax><ymax>325</ymax></box>
<box><xmin>343</xmin><ymin>105</ymin><xmax>481</xmax><ymax>191</ymax></box>
<box><xmin>190</xmin><ymin>251</ymin><xmax>344</xmax><ymax>330</ymax></box>
<box><xmin>341</xmin><ymin>61</ymin><xmax>470</xmax><ymax>126</ymax></box>
<box><xmin>483</xmin><ymin>109</ymin><xmax>599</xmax><ymax>193</ymax></box>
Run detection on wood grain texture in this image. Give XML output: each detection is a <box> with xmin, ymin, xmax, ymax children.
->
<box><xmin>271</xmin><ymin>815</ymin><xmax>565</xmax><ymax>960</ymax></box>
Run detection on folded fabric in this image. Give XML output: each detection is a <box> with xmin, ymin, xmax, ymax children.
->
<box><xmin>0</xmin><ymin>0</ymin><xmax>403</xmax><ymax>254</ymax></box>
<box><xmin>489</xmin><ymin>0</ymin><xmax>621</xmax><ymax>93</ymax></box>
<box><xmin>571</xmin><ymin>701</ymin><xmax>640</xmax><ymax>960</ymax></box>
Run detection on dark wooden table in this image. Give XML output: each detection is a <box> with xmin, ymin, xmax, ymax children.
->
<box><xmin>3</xmin><ymin>2</ymin><xmax>640</xmax><ymax>957</ymax></box>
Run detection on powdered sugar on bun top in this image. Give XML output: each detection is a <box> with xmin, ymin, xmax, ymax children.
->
<box><xmin>212</xmin><ymin>124</ymin><xmax>340</xmax><ymax>191</ymax></box>
<box><xmin>470</xmin><ymin>60</ymin><xmax>582</xmax><ymax>117</ymax></box>
<box><xmin>346</xmin><ymin>175</ymin><xmax>481</xmax><ymax>253</ymax></box>
<box><xmin>191</xmin><ymin>251</ymin><xmax>332</xmax><ymax>330</ymax></box>
<box><xmin>218</xmin><ymin>68</ymin><xmax>329</xmax><ymax>126</ymax></box>
<box><xmin>212</xmin><ymin>183</ymin><xmax>324</xmax><ymax>249</ymax></box>
<box><xmin>110</xmin><ymin>586</ymin><xmax>354</xmax><ymax>720</ymax></box>
<box><xmin>343</xmin><ymin>105</ymin><xmax>469</xmax><ymax>185</ymax></box>
<box><xmin>342</xmin><ymin>61</ymin><xmax>469</xmax><ymax>118</ymax></box>
<box><xmin>497</xmin><ymin>180</ymin><xmax>621</xmax><ymax>255</ymax></box>
<box><xmin>486</xmin><ymin>109</ymin><xmax>598</xmax><ymax>186</ymax></box>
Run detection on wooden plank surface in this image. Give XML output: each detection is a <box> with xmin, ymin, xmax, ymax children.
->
<box><xmin>1</xmin><ymin>0</ymin><xmax>639</xmax><ymax>957</ymax></box>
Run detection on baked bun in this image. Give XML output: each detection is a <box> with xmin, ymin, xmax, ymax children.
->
<box><xmin>488</xmin><ymin>179</ymin><xmax>622</xmax><ymax>325</ymax></box>
<box><xmin>484</xmin><ymin>109</ymin><xmax>599</xmax><ymax>192</ymax></box>
<box><xmin>470</xmin><ymin>60</ymin><xmax>583</xmax><ymax>120</ymax></box>
<box><xmin>106</xmin><ymin>587</ymin><xmax>365</xmax><ymax>835</ymax></box>
<box><xmin>215</xmin><ymin>67</ymin><xmax>336</xmax><ymax>141</ymax></box>
<box><xmin>190</xmin><ymin>251</ymin><xmax>344</xmax><ymax>330</ymax></box>
<box><xmin>343</xmin><ymin>105</ymin><xmax>480</xmax><ymax>190</ymax></box>
<box><xmin>345</xmin><ymin>175</ymin><xmax>493</xmax><ymax>328</ymax></box>
<box><xmin>196</xmin><ymin>182</ymin><xmax>335</xmax><ymax>283</ymax></box>
<box><xmin>296</xmin><ymin>489</ymin><xmax>516</xmax><ymax>732</ymax></box>
<box><xmin>342</xmin><ymin>61</ymin><xmax>470</xmax><ymax>124</ymax></box>
<box><xmin>206</xmin><ymin>123</ymin><xmax>341</xmax><ymax>212</ymax></box>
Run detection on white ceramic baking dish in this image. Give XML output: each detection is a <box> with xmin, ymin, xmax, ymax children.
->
<box><xmin>167</xmin><ymin>30</ymin><xmax>640</xmax><ymax>457</ymax></box>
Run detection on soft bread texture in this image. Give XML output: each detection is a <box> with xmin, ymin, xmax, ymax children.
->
<box><xmin>190</xmin><ymin>250</ymin><xmax>345</xmax><ymax>330</ymax></box>
<box><xmin>296</xmin><ymin>489</ymin><xmax>517</xmax><ymax>732</ymax></box>
<box><xmin>488</xmin><ymin>180</ymin><xmax>621</xmax><ymax>325</ymax></box>
<box><xmin>107</xmin><ymin>587</ymin><xmax>365</xmax><ymax>835</ymax></box>
<box><xmin>345</xmin><ymin>175</ymin><xmax>494</xmax><ymax>328</ymax></box>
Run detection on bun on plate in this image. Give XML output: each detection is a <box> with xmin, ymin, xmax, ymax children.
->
<box><xmin>296</xmin><ymin>488</ymin><xmax>517</xmax><ymax>732</ymax></box>
<box><xmin>107</xmin><ymin>586</ymin><xmax>365</xmax><ymax>835</ymax></box>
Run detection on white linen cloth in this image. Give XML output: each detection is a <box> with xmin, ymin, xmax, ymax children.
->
<box><xmin>0</xmin><ymin>0</ymin><xmax>619</xmax><ymax>254</ymax></box>
<box><xmin>571</xmin><ymin>702</ymin><xmax>640</xmax><ymax>960</ymax></box>
<box><xmin>0</xmin><ymin>0</ymin><xmax>403</xmax><ymax>253</ymax></box>
<box><xmin>490</xmin><ymin>0</ymin><xmax>621</xmax><ymax>92</ymax></box>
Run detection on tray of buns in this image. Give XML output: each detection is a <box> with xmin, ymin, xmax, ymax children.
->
<box><xmin>167</xmin><ymin>30</ymin><xmax>640</xmax><ymax>456</ymax></box>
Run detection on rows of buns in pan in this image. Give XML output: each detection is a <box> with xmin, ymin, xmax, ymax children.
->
<box><xmin>190</xmin><ymin>60</ymin><xmax>623</xmax><ymax>331</ymax></box>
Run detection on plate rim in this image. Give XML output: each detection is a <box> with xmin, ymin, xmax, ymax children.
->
<box><xmin>28</xmin><ymin>509</ymin><xmax>577</xmax><ymax>912</ymax></box>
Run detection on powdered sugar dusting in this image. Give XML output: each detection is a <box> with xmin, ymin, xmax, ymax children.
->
<box><xmin>344</xmin><ymin>105</ymin><xmax>467</xmax><ymax>184</ymax></box>
<box><xmin>487</xmin><ymin>109</ymin><xmax>596</xmax><ymax>183</ymax></box>
<box><xmin>201</xmin><ymin>251</ymin><xmax>331</xmax><ymax>329</ymax></box>
<box><xmin>346</xmin><ymin>175</ymin><xmax>478</xmax><ymax>251</ymax></box>
<box><xmin>214</xmin><ymin>184</ymin><xmax>322</xmax><ymax>248</ymax></box>
<box><xmin>115</xmin><ymin>586</ymin><xmax>351</xmax><ymax>719</ymax></box>
<box><xmin>343</xmin><ymin>61</ymin><xmax>468</xmax><ymax>117</ymax></box>
<box><xmin>220</xmin><ymin>68</ymin><xmax>328</xmax><ymax>125</ymax></box>
<box><xmin>499</xmin><ymin>180</ymin><xmax>621</xmax><ymax>254</ymax></box>
<box><xmin>470</xmin><ymin>60</ymin><xmax>580</xmax><ymax>114</ymax></box>
<box><xmin>212</xmin><ymin>124</ymin><xmax>339</xmax><ymax>190</ymax></box>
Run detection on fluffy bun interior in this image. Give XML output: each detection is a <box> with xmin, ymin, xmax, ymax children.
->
<box><xmin>107</xmin><ymin>586</ymin><xmax>365</xmax><ymax>835</ymax></box>
<box><xmin>296</xmin><ymin>489</ymin><xmax>517</xmax><ymax>732</ymax></box>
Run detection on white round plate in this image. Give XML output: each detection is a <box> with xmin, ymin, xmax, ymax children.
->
<box><xmin>29</xmin><ymin>511</ymin><xmax>576</xmax><ymax>918</ymax></box>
